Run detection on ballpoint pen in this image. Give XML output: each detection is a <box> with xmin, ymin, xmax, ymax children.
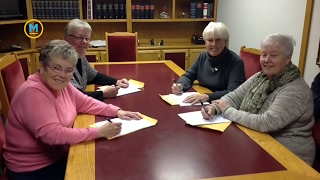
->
<box><xmin>105</xmin><ymin>117</ymin><xmax>112</xmax><ymax>123</ymax></box>
<box><xmin>200</xmin><ymin>100</ymin><xmax>210</xmax><ymax>117</ymax></box>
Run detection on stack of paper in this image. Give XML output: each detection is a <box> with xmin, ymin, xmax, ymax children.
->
<box><xmin>178</xmin><ymin>110</ymin><xmax>232</xmax><ymax>132</ymax></box>
<box><xmin>98</xmin><ymin>79</ymin><xmax>144</xmax><ymax>96</ymax></box>
<box><xmin>159</xmin><ymin>92</ymin><xmax>210</xmax><ymax>106</ymax></box>
<box><xmin>89</xmin><ymin>114</ymin><xmax>157</xmax><ymax>140</ymax></box>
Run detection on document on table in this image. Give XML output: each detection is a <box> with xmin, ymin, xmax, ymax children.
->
<box><xmin>178</xmin><ymin>110</ymin><xmax>232</xmax><ymax>132</ymax></box>
<box><xmin>90</xmin><ymin>40</ymin><xmax>106</xmax><ymax>47</ymax></box>
<box><xmin>159</xmin><ymin>92</ymin><xmax>210</xmax><ymax>106</ymax></box>
<box><xmin>98</xmin><ymin>79</ymin><xmax>144</xmax><ymax>96</ymax></box>
<box><xmin>89</xmin><ymin>114</ymin><xmax>157</xmax><ymax>140</ymax></box>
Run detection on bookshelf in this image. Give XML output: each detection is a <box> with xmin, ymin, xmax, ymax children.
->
<box><xmin>0</xmin><ymin>0</ymin><xmax>216</xmax><ymax>77</ymax></box>
<box><xmin>0</xmin><ymin>0</ymin><xmax>217</xmax><ymax>48</ymax></box>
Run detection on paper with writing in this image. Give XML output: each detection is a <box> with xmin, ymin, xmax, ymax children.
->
<box><xmin>89</xmin><ymin>114</ymin><xmax>157</xmax><ymax>140</ymax></box>
<box><xmin>178</xmin><ymin>110</ymin><xmax>231</xmax><ymax>126</ymax></box>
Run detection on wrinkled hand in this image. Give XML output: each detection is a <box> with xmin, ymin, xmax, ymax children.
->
<box><xmin>201</xmin><ymin>105</ymin><xmax>216</xmax><ymax>120</ymax></box>
<box><xmin>171</xmin><ymin>83</ymin><xmax>183</xmax><ymax>94</ymax></box>
<box><xmin>116</xmin><ymin>110</ymin><xmax>142</xmax><ymax>120</ymax></box>
<box><xmin>102</xmin><ymin>85</ymin><xmax>120</xmax><ymax>98</ymax></box>
<box><xmin>98</xmin><ymin>122</ymin><xmax>122</xmax><ymax>138</ymax></box>
<box><xmin>116</xmin><ymin>78</ymin><xmax>129</xmax><ymax>88</ymax></box>
<box><xmin>212</xmin><ymin>99</ymin><xmax>230</xmax><ymax>112</ymax></box>
<box><xmin>183</xmin><ymin>94</ymin><xmax>209</xmax><ymax>105</ymax></box>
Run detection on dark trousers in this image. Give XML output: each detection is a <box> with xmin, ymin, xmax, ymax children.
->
<box><xmin>7</xmin><ymin>157</ymin><xmax>67</xmax><ymax>180</ymax></box>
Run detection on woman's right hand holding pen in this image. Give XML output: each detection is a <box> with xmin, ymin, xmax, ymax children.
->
<box><xmin>171</xmin><ymin>83</ymin><xmax>183</xmax><ymax>94</ymax></box>
<box><xmin>98</xmin><ymin>121</ymin><xmax>122</xmax><ymax>138</ymax></box>
<box><xmin>201</xmin><ymin>105</ymin><xmax>216</xmax><ymax>120</ymax></box>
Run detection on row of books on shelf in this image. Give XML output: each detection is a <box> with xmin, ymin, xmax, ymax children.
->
<box><xmin>190</xmin><ymin>2</ymin><xmax>214</xmax><ymax>18</ymax></box>
<box><xmin>32</xmin><ymin>0</ymin><xmax>80</xmax><ymax>20</ymax></box>
<box><xmin>131</xmin><ymin>3</ymin><xmax>155</xmax><ymax>19</ymax></box>
<box><xmin>91</xmin><ymin>2</ymin><xmax>126</xmax><ymax>19</ymax></box>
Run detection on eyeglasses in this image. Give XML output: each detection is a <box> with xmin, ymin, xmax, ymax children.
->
<box><xmin>48</xmin><ymin>64</ymin><xmax>74</xmax><ymax>76</ymax></box>
<box><xmin>69</xmin><ymin>34</ymin><xmax>91</xmax><ymax>42</ymax></box>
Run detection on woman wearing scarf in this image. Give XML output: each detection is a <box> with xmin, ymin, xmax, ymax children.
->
<box><xmin>202</xmin><ymin>33</ymin><xmax>315</xmax><ymax>166</ymax></box>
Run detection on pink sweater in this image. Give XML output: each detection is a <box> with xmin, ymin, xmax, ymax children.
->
<box><xmin>4</xmin><ymin>72</ymin><xmax>120</xmax><ymax>172</ymax></box>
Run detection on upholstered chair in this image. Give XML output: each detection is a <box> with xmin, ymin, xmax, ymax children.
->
<box><xmin>239</xmin><ymin>46</ymin><xmax>262</xmax><ymax>79</ymax></box>
<box><xmin>105</xmin><ymin>32</ymin><xmax>138</xmax><ymax>62</ymax></box>
<box><xmin>0</xmin><ymin>53</ymin><xmax>25</xmax><ymax>119</ymax></box>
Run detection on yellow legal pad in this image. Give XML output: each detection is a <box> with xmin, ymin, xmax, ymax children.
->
<box><xmin>128</xmin><ymin>79</ymin><xmax>145</xmax><ymax>88</ymax></box>
<box><xmin>89</xmin><ymin>114</ymin><xmax>157</xmax><ymax>140</ymax></box>
<box><xmin>198</xmin><ymin>122</ymin><xmax>232</xmax><ymax>132</ymax></box>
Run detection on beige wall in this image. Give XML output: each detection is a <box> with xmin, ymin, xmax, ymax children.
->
<box><xmin>217</xmin><ymin>0</ymin><xmax>319</xmax><ymax>86</ymax></box>
<box><xmin>304</xmin><ymin>0</ymin><xmax>320</xmax><ymax>86</ymax></box>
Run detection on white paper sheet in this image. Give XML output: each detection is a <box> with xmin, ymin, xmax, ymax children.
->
<box><xmin>92</xmin><ymin>118</ymin><xmax>155</xmax><ymax>139</ymax></box>
<box><xmin>178</xmin><ymin>110</ymin><xmax>231</xmax><ymax>126</ymax></box>
<box><xmin>168</xmin><ymin>92</ymin><xmax>210</xmax><ymax>106</ymax></box>
<box><xmin>98</xmin><ymin>80</ymin><xmax>143</xmax><ymax>96</ymax></box>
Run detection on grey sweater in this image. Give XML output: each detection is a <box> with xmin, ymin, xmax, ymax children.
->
<box><xmin>219</xmin><ymin>73</ymin><xmax>315</xmax><ymax>165</ymax></box>
<box><xmin>177</xmin><ymin>48</ymin><xmax>246</xmax><ymax>101</ymax></box>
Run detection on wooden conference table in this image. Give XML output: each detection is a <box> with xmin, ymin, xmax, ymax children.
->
<box><xmin>65</xmin><ymin>61</ymin><xmax>320</xmax><ymax>180</ymax></box>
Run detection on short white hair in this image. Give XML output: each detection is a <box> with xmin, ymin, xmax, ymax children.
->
<box><xmin>64</xmin><ymin>19</ymin><xmax>92</xmax><ymax>37</ymax></box>
<box><xmin>260</xmin><ymin>33</ymin><xmax>296</xmax><ymax>57</ymax></box>
<box><xmin>202</xmin><ymin>22</ymin><xmax>229</xmax><ymax>47</ymax></box>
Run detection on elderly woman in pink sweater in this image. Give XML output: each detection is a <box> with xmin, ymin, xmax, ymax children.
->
<box><xmin>3</xmin><ymin>40</ymin><xmax>141</xmax><ymax>180</ymax></box>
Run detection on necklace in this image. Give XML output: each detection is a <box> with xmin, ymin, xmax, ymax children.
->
<box><xmin>210</xmin><ymin>64</ymin><xmax>220</xmax><ymax>73</ymax></box>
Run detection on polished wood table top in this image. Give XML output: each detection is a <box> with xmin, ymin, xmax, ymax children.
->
<box><xmin>65</xmin><ymin>61</ymin><xmax>320</xmax><ymax>180</ymax></box>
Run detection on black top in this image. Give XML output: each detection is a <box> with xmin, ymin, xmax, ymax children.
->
<box><xmin>177</xmin><ymin>47</ymin><xmax>246</xmax><ymax>102</ymax></box>
<box><xmin>312</xmin><ymin>72</ymin><xmax>320</xmax><ymax>121</ymax></box>
<box><xmin>73</xmin><ymin>58</ymin><xmax>117</xmax><ymax>101</ymax></box>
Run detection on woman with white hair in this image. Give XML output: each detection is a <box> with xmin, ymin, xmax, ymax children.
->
<box><xmin>64</xmin><ymin>19</ymin><xmax>129</xmax><ymax>101</ymax></box>
<box><xmin>202</xmin><ymin>33</ymin><xmax>315</xmax><ymax>165</ymax></box>
<box><xmin>171</xmin><ymin>22</ymin><xmax>246</xmax><ymax>104</ymax></box>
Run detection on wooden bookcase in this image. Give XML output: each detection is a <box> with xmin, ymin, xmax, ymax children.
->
<box><xmin>0</xmin><ymin>0</ymin><xmax>217</xmax><ymax>75</ymax></box>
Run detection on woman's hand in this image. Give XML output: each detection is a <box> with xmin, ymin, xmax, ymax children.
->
<box><xmin>212</xmin><ymin>99</ymin><xmax>230</xmax><ymax>112</ymax></box>
<box><xmin>117</xmin><ymin>110</ymin><xmax>142</xmax><ymax>120</ymax></box>
<box><xmin>201</xmin><ymin>105</ymin><xmax>216</xmax><ymax>119</ymax></box>
<box><xmin>171</xmin><ymin>83</ymin><xmax>183</xmax><ymax>94</ymax></box>
<box><xmin>116</xmin><ymin>78</ymin><xmax>129</xmax><ymax>88</ymax></box>
<box><xmin>98</xmin><ymin>122</ymin><xmax>122</xmax><ymax>138</ymax></box>
<box><xmin>183</xmin><ymin>94</ymin><xmax>209</xmax><ymax>105</ymax></box>
<box><xmin>102</xmin><ymin>85</ymin><xmax>120</xmax><ymax>98</ymax></box>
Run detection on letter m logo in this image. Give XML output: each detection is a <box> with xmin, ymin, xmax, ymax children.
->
<box><xmin>29</xmin><ymin>24</ymin><xmax>38</xmax><ymax>34</ymax></box>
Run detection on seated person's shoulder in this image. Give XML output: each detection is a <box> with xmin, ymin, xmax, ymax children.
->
<box><xmin>281</xmin><ymin>78</ymin><xmax>312</xmax><ymax>95</ymax></box>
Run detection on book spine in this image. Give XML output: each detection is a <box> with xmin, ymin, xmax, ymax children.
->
<box><xmin>144</xmin><ymin>4</ymin><xmax>150</xmax><ymax>19</ymax></box>
<box><xmin>113</xmin><ymin>3</ymin><xmax>119</xmax><ymax>19</ymax></box>
<box><xmin>32</xmin><ymin>1</ymin><xmax>38</xmax><ymax>19</ymax></box>
<box><xmin>203</xmin><ymin>3</ymin><xmax>208</xmax><ymax>18</ymax></box>
<box><xmin>87</xmin><ymin>0</ymin><xmax>93</xmax><ymax>19</ymax></box>
<box><xmin>102</xmin><ymin>3</ymin><xmax>107</xmax><ymax>19</ymax></box>
<box><xmin>68</xmin><ymin>1</ymin><xmax>74</xmax><ymax>19</ymax></box>
<box><xmin>140</xmin><ymin>3</ymin><xmax>145</xmax><ymax>19</ymax></box>
<box><xmin>107</xmin><ymin>2</ymin><xmax>113</xmax><ymax>19</ymax></box>
<box><xmin>150</xmin><ymin>3</ymin><xmax>154</xmax><ymax>19</ymax></box>
<box><xmin>190</xmin><ymin>2</ymin><xmax>196</xmax><ymax>18</ymax></box>
<box><xmin>65</xmin><ymin>1</ymin><xmax>70</xmax><ymax>19</ymax></box>
<box><xmin>119</xmin><ymin>2</ymin><xmax>125</xmax><ymax>19</ymax></box>
<box><xmin>75</xmin><ymin>1</ymin><xmax>80</xmax><ymax>18</ymax></box>
<box><xmin>94</xmin><ymin>3</ymin><xmax>102</xmax><ymax>19</ymax></box>
<box><xmin>196</xmin><ymin>2</ymin><xmax>203</xmax><ymax>18</ymax></box>
<box><xmin>135</xmin><ymin>4</ymin><xmax>140</xmax><ymax>19</ymax></box>
<box><xmin>131</xmin><ymin>3</ymin><xmax>136</xmax><ymax>19</ymax></box>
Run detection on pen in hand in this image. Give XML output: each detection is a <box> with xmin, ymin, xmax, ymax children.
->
<box><xmin>172</xmin><ymin>78</ymin><xmax>182</xmax><ymax>94</ymax></box>
<box><xmin>105</xmin><ymin>117</ymin><xmax>112</xmax><ymax>124</ymax></box>
<box><xmin>200</xmin><ymin>100</ymin><xmax>211</xmax><ymax>117</ymax></box>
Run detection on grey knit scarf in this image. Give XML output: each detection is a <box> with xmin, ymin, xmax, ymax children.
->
<box><xmin>239</xmin><ymin>63</ymin><xmax>301</xmax><ymax>114</ymax></box>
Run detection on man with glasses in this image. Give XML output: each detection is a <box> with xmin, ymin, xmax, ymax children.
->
<box><xmin>64</xmin><ymin>19</ymin><xmax>129</xmax><ymax>101</ymax></box>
